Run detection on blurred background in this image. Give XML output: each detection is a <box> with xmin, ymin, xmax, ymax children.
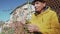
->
<box><xmin>0</xmin><ymin>0</ymin><xmax>60</xmax><ymax>34</ymax></box>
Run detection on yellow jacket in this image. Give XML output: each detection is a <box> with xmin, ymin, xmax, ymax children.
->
<box><xmin>30</xmin><ymin>7</ymin><xmax>60</xmax><ymax>34</ymax></box>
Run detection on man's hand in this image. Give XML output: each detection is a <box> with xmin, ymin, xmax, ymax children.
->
<box><xmin>27</xmin><ymin>24</ymin><xmax>39</xmax><ymax>32</ymax></box>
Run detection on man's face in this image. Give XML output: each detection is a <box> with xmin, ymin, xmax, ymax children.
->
<box><xmin>34</xmin><ymin>1</ymin><xmax>46</xmax><ymax>12</ymax></box>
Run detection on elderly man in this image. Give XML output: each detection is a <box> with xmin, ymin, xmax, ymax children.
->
<box><xmin>27</xmin><ymin>0</ymin><xmax>60</xmax><ymax>34</ymax></box>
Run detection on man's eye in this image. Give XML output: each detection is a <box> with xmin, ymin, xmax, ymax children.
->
<box><xmin>35</xmin><ymin>2</ymin><xmax>40</xmax><ymax>4</ymax></box>
<box><xmin>35</xmin><ymin>2</ymin><xmax>39</xmax><ymax>4</ymax></box>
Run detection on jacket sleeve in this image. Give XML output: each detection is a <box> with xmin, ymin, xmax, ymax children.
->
<box><xmin>49</xmin><ymin>12</ymin><xmax>60</xmax><ymax>34</ymax></box>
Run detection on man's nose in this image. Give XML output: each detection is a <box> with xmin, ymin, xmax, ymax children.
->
<box><xmin>35</xmin><ymin>4</ymin><xmax>37</xmax><ymax>7</ymax></box>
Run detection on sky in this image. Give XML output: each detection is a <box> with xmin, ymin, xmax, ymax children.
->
<box><xmin>0</xmin><ymin>0</ymin><xmax>32</xmax><ymax>22</ymax></box>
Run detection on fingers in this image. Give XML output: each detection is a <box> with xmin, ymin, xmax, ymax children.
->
<box><xmin>28</xmin><ymin>26</ymin><xmax>34</xmax><ymax>32</ymax></box>
<box><xmin>27</xmin><ymin>24</ymin><xmax>34</xmax><ymax>32</ymax></box>
<box><xmin>27</xmin><ymin>24</ymin><xmax>39</xmax><ymax>32</ymax></box>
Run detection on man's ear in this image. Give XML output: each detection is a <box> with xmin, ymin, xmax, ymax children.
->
<box><xmin>43</xmin><ymin>3</ymin><xmax>46</xmax><ymax>7</ymax></box>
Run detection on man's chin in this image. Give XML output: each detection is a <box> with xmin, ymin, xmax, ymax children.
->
<box><xmin>35</xmin><ymin>10</ymin><xmax>38</xmax><ymax>11</ymax></box>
